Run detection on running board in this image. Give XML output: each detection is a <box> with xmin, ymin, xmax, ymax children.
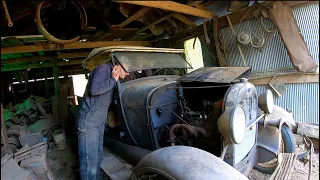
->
<box><xmin>101</xmin><ymin>148</ymin><xmax>133</xmax><ymax>180</ymax></box>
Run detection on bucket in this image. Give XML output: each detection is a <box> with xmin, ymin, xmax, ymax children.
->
<box><xmin>52</xmin><ymin>130</ymin><xmax>67</xmax><ymax>150</ymax></box>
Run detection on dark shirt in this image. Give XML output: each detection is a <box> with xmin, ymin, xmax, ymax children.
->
<box><xmin>81</xmin><ymin>62</ymin><xmax>116</xmax><ymax>109</ymax></box>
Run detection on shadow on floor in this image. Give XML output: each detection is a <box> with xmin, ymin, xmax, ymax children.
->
<box><xmin>48</xmin><ymin>133</ymin><xmax>80</xmax><ymax>180</ymax></box>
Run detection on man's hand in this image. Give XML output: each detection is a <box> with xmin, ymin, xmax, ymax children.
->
<box><xmin>112</xmin><ymin>66</ymin><xmax>120</xmax><ymax>81</ymax></box>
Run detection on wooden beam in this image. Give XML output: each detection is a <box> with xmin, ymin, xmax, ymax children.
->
<box><xmin>249</xmin><ymin>73</ymin><xmax>319</xmax><ymax>85</ymax></box>
<box><xmin>1</xmin><ymin>35</ymin><xmax>44</xmax><ymax>40</ymax></box>
<box><xmin>96</xmin><ymin>28</ymin><xmax>140</xmax><ymax>41</ymax></box>
<box><xmin>35</xmin><ymin>68</ymin><xmax>84</xmax><ymax>78</ymax></box>
<box><xmin>226</xmin><ymin>15</ymin><xmax>246</xmax><ymax>66</ymax></box>
<box><xmin>193</xmin><ymin>3</ymin><xmax>212</xmax><ymax>12</ymax></box>
<box><xmin>297</xmin><ymin>123</ymin><xmax>319</xmax><ymax>139</ymax></box>
<box><xmin>125</xmin><ymin>1</ymin><xmax>203</xmax><ymax>40</ymax></box>
<box><xmin>53</xmin><ymin>58</ymin><xmax>60</xmax><ymax>95</ymax></box>
<box><xmin>44</xmin><ymin>68</ymin><xmax>49</xmax><ymax>96</ymax></box>
<box><xmin>158</xmin><ymin>19</ymin><xmax>213</xmax><ymax>46</ymax></box>
<box><xmin>1</xmin><ymin>103</ymin><xmax>11</xmax><ymax>154</ymax></box>
<box><xmin>172</xmin><ymin>13</ymin><xmax>197</xmax><ymax>28</ymax></box>
<box><xmin>1</xmin><ymin>2</ymin><xmax>51</xmax><ymax>26</ymax></box>
<box><xmin>126</xmin><ymin>13</ymin><xmax>174</xmax><ymax>40</ymax></box>
<box><xmin>1</xmin><ymin>52</ymin><xmax>90</xmax><ymax>65</ymax></box>
<box><xmin>213</xmin><ymin>19</ymin><xmax>227</xmax><ymax>67</ymax></box>
<box><xmin>1</xmin><ymin>60</ymin><xmax>84</xmax><ymax>72</ymax></box>
<box><xmin>112</xmin><ymin>7</ymin><xmax>152</xmax><ymax>29</ymax></box>
<box><xmin>1</xmin><ymin>55</ymin><xmax>51</xmax><ymax>64</ymax></box>
<box><xmin>57</xmin><ymin>52</ymin><xmax>90</xmax><ymax>59</ymax></box>
<box><xmin>117</xmin><ymin>1</ymin><xmax>214</xmax><ymax>19</ymax></box>
<box><xmin>217</xmin><ymin>1</ymin><xmax>317</xmax><ymax>29</ymax></box>
<box><xmin>1</xmin><ymin>41</ymin><xmax>151</xmax><ymax>54</ymax></box>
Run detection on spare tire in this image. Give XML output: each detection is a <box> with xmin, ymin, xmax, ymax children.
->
<box><xmin>131</xmin><ymin>146</ymin><xmax>248</xmax><ymax>180</ymax></box>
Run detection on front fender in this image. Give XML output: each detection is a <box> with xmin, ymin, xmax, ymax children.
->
<box><xmin>256</xmin><ymin>105</ymin><xmax>296</xmax><ymax>162</ymax></box>
<box><xmin>258</xmin><ymin>105</ymin><xmax>296</xmax><ymax>129</ymax></box>
<box><xmin>257</xmin><ymin>125</ymin><xmax>279</xmax><ymax>162</ymax></box>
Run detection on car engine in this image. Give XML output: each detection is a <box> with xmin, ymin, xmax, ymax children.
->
<box><xmin>157</xmin><ymin>84</ymin><xmax>229</xmax><ymax>156</ymax></box>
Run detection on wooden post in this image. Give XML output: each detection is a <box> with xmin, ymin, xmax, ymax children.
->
<box><xmin>44</xmin><ymin>68</ymin><xmax>49</xmax><ymax>97</ymax></box>
<box><xmin>52</xmin><ymin>57</ymin><xmax>60</xmax><ymax>95</ymax></box>
<box><xmin>1</xmin><ymin>103</ymin><xmax>11</xmax><ymax>153</ymax></box>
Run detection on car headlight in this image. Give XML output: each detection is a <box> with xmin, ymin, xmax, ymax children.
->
<box><xmin>217</xmin><ymin>105</ymin><xmax>246</xmax><ymax>144</ymax></box>
<box><xmin>258</xmin><ymin>89</ymin><xmax>274</xmax><ymax>114</ymax></box>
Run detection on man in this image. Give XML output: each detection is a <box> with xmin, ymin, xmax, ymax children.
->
<box><xmin>76</xmin><ymin>62</ymin><xmax>128</xmax><ymax>180</ymax></box>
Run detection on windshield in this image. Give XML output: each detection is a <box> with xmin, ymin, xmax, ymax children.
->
<box><xmin>113</xmin><ymin>51</ymin><xmax>192</xmax><ymax>72</ymax></box>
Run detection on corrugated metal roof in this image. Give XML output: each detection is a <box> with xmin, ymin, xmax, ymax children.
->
<box><xmin>255</xmin><ymin>83</ymin><xmax>319</xmax><ymax>124</ymax></box>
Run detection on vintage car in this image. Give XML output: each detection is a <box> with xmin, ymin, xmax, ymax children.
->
<box><xmin>82</xmin><ymin>46</ymin><xmax>296</xmax><ymax>180</ymax></box>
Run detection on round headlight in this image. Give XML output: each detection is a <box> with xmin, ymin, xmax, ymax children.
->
<box><xmin>217</xmin><ymin>105</ymin><xmax>246</xmax><ymax>144</ymax></box>
<box><xmin>230</xmin><ymin>105</ymin><xmax>246</xmax><ymax>144</ymax></box>
<box><xmin>258</xmin><ymin>90</ymin><xmax>274</xmax><ymax>114</ymax></box>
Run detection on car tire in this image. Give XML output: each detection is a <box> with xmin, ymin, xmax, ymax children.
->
<box><xmin>254</xmin><ymin>125</ymin><xmax>295</xmax><ymax>174</ymax></box>
<box><xmin>131</xmin><ymin>146</ymin><xmax>248</xmax><ymax>180</ymax></box>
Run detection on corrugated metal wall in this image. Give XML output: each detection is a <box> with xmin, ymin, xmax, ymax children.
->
<box><xmin>210</xmin><ymin>3</ymin><xmax>319</xmax><ymax>123</ymax></box>
<box><xmin>255</xmin><ymin>83</ymin><xmax>319</xmax><ymax>124</ymax></box>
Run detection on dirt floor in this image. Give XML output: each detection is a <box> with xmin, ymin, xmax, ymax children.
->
<box><xmin>249</xmin><ymin>144</ymin><xmax>319</xmax><ymax>180</ymax></box>
<box><xmin>47</xmin><ymin>135</ymin><xmax>319</xmax><ymax>180</ymax></box>
<box><xmin>48</xmin><ymin>137</ymin><xmax>80</xmax><ymax>180</ymax></box>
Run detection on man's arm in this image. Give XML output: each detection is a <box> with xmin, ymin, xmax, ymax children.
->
<box><xmin>89</xmin><ymin>64</ymin><xmax>117</xmax><ymax>96</ymax></box>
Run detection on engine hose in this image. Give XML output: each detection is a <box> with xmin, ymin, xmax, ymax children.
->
<box><xmin>169</xmin><ymin>124</ymin><xmax>210</xmax><ymax>146</ymax></box>
<box><xmin>35</xmin><ymin>1</ymin><xmax>87</xmax><ymax>44</ymax></box>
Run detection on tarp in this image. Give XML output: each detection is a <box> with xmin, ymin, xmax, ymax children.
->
<box><xmin>270</xmin><ymin>1</ymin><xmax>318</xmax><ymax>72</ymax></box>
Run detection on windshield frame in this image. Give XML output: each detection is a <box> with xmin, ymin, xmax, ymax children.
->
<box><xmin>111</xmin><ymin>51</ymin><xmax>193</xmax><ymax>73</ymax></box>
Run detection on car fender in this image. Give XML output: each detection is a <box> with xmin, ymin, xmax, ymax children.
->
<box><xmin>258</xmin><ymin>105</ymin><xmax>296</xmax><ymax>129</ymax></box>
<box><xmin>257</xmin><ymin>105</ymin><xmax>296</xmax><ymax>161</ymax></box>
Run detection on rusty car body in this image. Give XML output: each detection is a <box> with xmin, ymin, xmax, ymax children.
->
<box><xmin>82</xmin><ymin>46</ymin><xmax>296</xmax><ymax>180</ymax></box>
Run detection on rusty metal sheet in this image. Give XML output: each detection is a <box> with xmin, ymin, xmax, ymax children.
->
<box><xmin>178</xmin><ymin>67</ymin><xmax>252</xmax><ymax>83</ymax></box>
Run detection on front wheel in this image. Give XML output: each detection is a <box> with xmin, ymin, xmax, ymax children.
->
<box><xmin>254</xmin><ymin>125</ymin><xmax>295</xmax><ymax>174</ymax></box>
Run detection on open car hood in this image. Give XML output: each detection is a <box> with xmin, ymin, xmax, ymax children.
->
<box><xmin>178</xmin><ymin>67</ymin><xmax>252</xmax><ymax>83</ymax></box>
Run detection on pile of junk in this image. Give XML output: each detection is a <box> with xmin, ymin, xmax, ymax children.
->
<box><xmin>1</xmin><ymin>95</ymin><xmax>66</xmax><ymax>180</ymax></box>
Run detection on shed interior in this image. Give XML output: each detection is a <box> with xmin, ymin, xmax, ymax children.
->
<box><xmin>1</xmin><ymin>1</ymin><xmax>318</xmax><ymax>179</ymax></box>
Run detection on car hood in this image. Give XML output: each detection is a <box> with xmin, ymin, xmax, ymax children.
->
<box><xmin>178</xmin><ymin>67</ymin><xmax>252</xmax><ymax>83</ymax></box>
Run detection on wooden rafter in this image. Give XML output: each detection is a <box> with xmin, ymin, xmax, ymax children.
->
<box><xmin>1</xmin><ymin>60</ymin><xmax>84</xmax><ymax>72</ymax></box>
<box><xmin>249</xmin><ymin>73</ymin><xmax>319</xmax><ymax>85</ymax></box>
<box><xmin>1</xmin><ymin>41</ymin><xmax>151</xmax><ymax>54</ymax></box>
<box><xmin>1</xmin><ymin>52</ymin><xmax>90</xmax><ymax>65</ymax></box>
<box><xmin>116</xmin><ymin>1</ymin><xmax>214</xmax><ymax>19</ymax></box>
<box><xmin>124</xmin><ymin>1</ymin><xmax>203</xmax><ymax>40</ymax></box>
<box><xmin>159</xmin><ymin>1</ymin><xmax>318</xmax><ymax>46</ymax></box>
<box><xmin>172</xmin><ymin>13</ymin><xmax>197</xmax><ymax>28</ymax></box>
<box><xmin>111</xmin><ymin>7</ymin><xmax>152</xmax><ymax>30</ymax></box>
<box><xmin>193</xmin><ymin>3</ymin><xmax>211</xmax><ymax>11</ymax></box>
<box><xmin>1</xmin><ymin>2</ymin><xmax>52</xmax><ymax>26</ymax></box>
<box><xmin>217</xmin><ymin>1</ymin><xmax>318</xmax><ymax>29</ymax></box>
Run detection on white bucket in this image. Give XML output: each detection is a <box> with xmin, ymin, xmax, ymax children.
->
<box><xmin>52</xmin><ymin>130</ymin><xmax>67</xmax><ymax>150</ymax></box>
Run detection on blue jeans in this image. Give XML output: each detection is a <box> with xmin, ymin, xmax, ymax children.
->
<box><xmin>78</xmin><ymin>110</ymin><xmax>106</xmax><ymax>180</ymax></box>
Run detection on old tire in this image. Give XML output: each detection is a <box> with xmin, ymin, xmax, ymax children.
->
<box><xmin>254</xmin><ymin>125</ymin><xmax>295</xmax><ymax>174</ymax></box>
<box><xmin>131</xmin><ymin>146</ymin><xmax>248</xmax><ymax>180</ymax></box>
